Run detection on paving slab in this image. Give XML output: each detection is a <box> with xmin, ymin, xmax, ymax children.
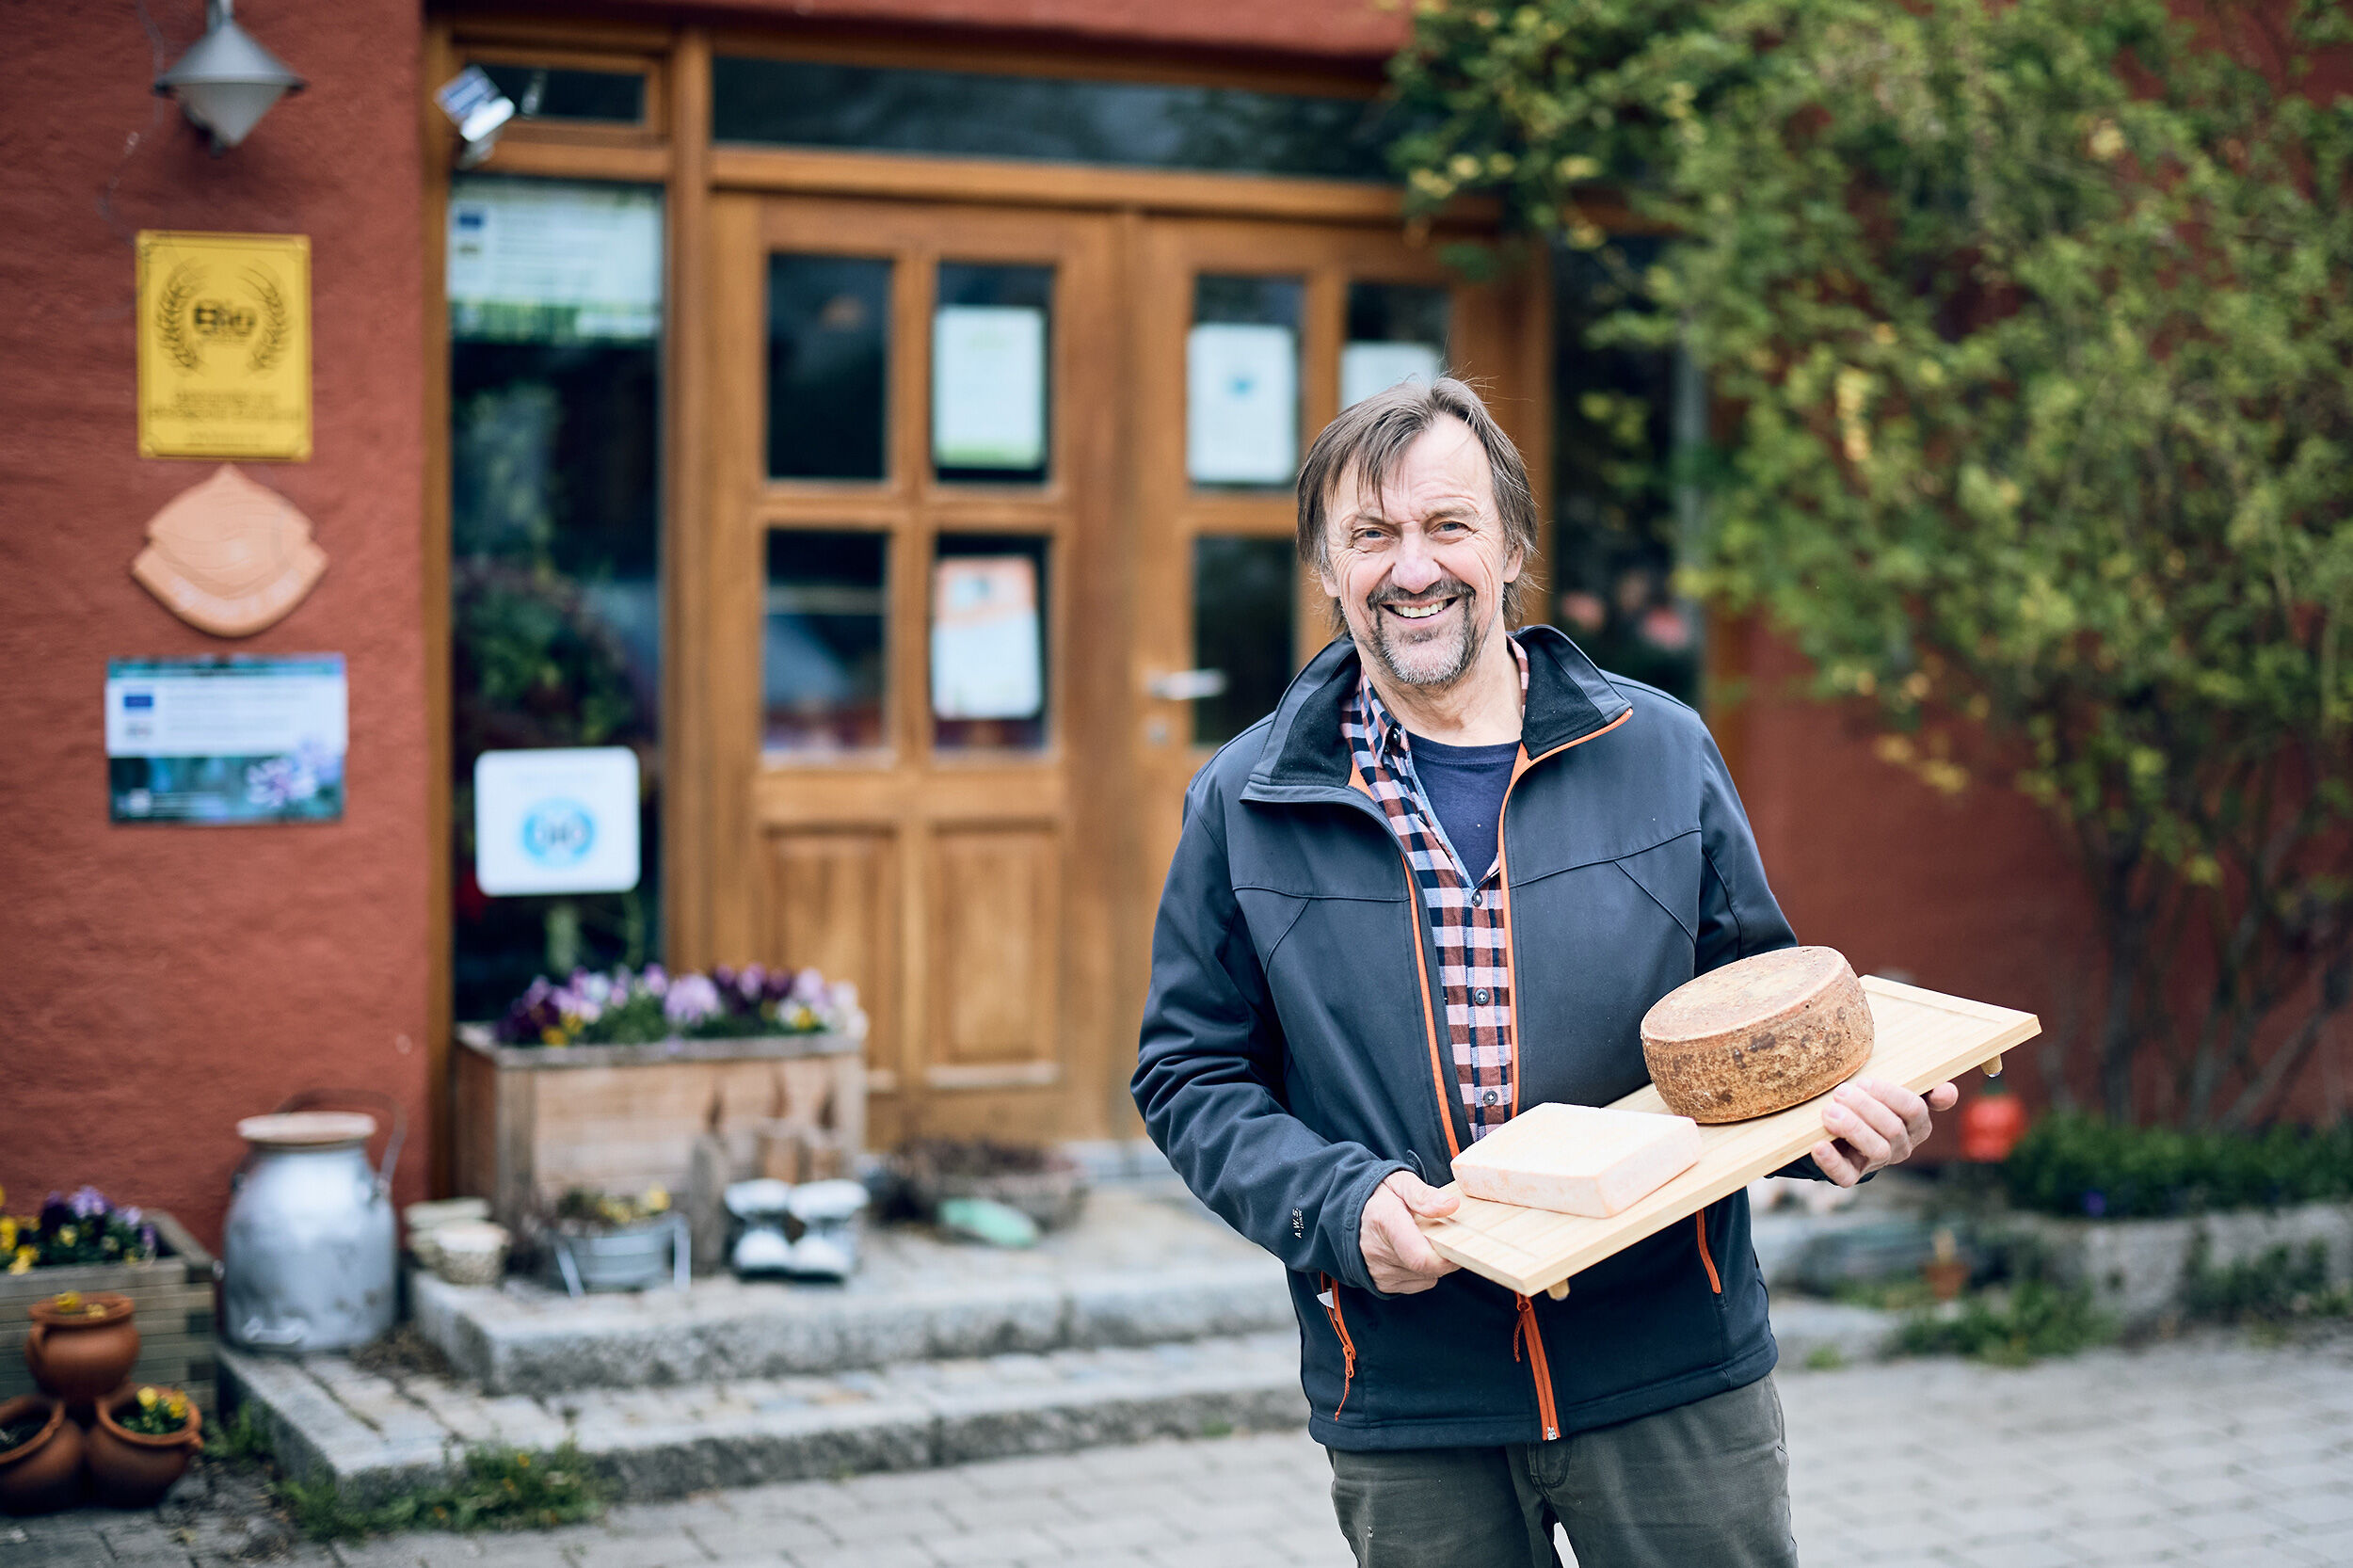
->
<box><xmin>21</xmin><ymin>1328</ymin><xmax>2353</xmax><ymax>1564</ymax></box>
<box><xmin>411</xmin><ymin>1189</ymin><xmax>1291</xmax><ymax>1395</ymax></box>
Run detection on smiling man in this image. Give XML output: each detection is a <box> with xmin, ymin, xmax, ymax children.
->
<box><xmin>1134</xmin><ymin>378</ymin><xmax>1956</xmax><ymax>1567</ymax></box>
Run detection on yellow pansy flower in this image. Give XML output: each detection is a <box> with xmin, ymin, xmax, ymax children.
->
<box><xmin>137</xmin><ymin>1386</ymin><xmax>160</xmax><ymax>1410</ymax></box>
<box><xmin>0</xmin><ymin>1217</ymin><xmax>15</xmax><ymax>1251</ymax></box>
<box><xmin>52</xmin><ymin>1291</ymin><xmax>80</xmax><ymax>1310</ymax></box>
<box><xmin>166</xmin><ymin>1393</ymin><xmax>188</xmax><ymax>1421</ymax></box>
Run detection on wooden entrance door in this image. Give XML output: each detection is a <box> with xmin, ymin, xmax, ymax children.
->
<box><xmin>694</xmin><ymin>198</ymin><xmax>1541</xmax><ymax>1149</ymax></box>
<box><xmin>700</xmin><ymin>194</ymin><xmax>1124</xmax><ymax>1147</ymax></box>
<box><xmin>1122</xmin><ymin>216</ymin><xmax>1548</xmax><ymax>1052</ymax></box>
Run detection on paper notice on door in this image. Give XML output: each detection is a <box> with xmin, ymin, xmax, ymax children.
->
<box><xmin>1187</xmin><ymin>323</ymin><xmax>1298</xmax><ymax>485</ymax></box>
<box><xmin>446</xmin><ymin>179</ymin><xmax>664</xmax><ymax>344</ymax></box>
<box><xmin>933</xmin><ymin>305</ymin><xmax>1047</xmax><ymax>471</ymax></box>
<box><xmin>931</xmin><ymin>556</ymin><xmax>1043</xmax><ymax>720</ymax></box>
<box><xmin>1341</xmin><ymin>341</ymin><xmax>1445</xmax><ymax>408</ymax></box>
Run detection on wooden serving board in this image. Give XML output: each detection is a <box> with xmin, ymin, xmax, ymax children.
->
<box><xmin>1416</xmin><ymin>976</ymin><xmax>2039</xmax><ymax>1297</ymax></box>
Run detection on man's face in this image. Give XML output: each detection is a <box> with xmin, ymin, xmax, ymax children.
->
<box><xmin>1317</xmin><ymin>416</ymin><xmax>1522</xmax><ymax>690</ymax></box>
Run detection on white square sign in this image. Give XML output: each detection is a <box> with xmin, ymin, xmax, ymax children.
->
<box><xmin>473</xmin><ymin>746</ymin><xmax>641</xmax><ymax>896</ymax></box>
<box><xmin>1186</xmin><ymin>322</ymin><xmax>1298</xmax><ymax>485</ymax></box>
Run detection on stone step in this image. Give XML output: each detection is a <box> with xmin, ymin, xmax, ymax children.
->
<box><xmin>410</xmin><ymin>1258</ymin><xmax>1295</xmax><ymax>1397</ymax></box>
<box><xmin>410</xmin><ymin>1188</ymin><xmax>1296</xmax><ymax>1395</ymax></box>
<box><xmin>223</xmin><ymin>1331</ymin><xmax>1308</xmax><ymax>1506</ymax></box>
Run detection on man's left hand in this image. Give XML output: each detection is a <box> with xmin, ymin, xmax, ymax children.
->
<box><xmin>1811</xmin><ymin>1077</ymin><xmax>1961</xmax><ymax>1187</ymax></box>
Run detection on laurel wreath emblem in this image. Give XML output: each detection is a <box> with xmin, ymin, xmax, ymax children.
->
<box><xmin>245</xmin><ymin>266</ymin><xmax>290</xmax><ymax>374</ymax></box>
<box><xmin>155</xmin><ymin>262</ymin><xmax>204</xmax><ymax>372</ymax></box>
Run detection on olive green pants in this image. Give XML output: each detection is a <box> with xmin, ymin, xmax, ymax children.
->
<box><xmin>1326</xmin><ymin>1376</ymin><xmax>1797</xmax><ymax>1568</ymax></box>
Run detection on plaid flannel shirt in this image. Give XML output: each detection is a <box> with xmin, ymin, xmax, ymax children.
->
<box><xmin>1342</xmin><ymin>642</ymin><xmax>1531</xmax><ymax>1141</ymax></box>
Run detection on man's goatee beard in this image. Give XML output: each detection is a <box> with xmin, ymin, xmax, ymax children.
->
<box><xmin>1359</xmin><ymin>586</ymin><xmax>1485</xmax><ymax>689</ymax></box>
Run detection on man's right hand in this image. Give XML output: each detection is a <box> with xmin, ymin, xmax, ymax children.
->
<box><xmin>1359</xmin><ymin>1171</ymin><xmax>1461</xmax><ymax>1294</ymax></box>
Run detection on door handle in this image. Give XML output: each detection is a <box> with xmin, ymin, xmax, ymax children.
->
<box><xmin>1146</xmin><ymin>669</ymin><xmax>1228</xmax><ymax>701</ymax></box>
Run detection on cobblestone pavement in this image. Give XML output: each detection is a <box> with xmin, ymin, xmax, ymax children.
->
<box><xmin>6</xmin><ymin>1330</ymin><xmax>2348</xmax><ymax>1568</ymax></box>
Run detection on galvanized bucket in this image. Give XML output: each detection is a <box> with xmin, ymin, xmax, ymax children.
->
<box><xmin>548</xmin><ymin>1213</ymin><xmax>688</xmax><ymax>1296</ymax></box>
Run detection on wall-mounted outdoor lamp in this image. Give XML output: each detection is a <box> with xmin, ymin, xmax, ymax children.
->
<box><xmin>434</xmin><ymin>67</ymin><xmax>517</xmax><ymax>168</ymax></box>
<box><xmin>154</xmin><ymin>0</ymin><xmax>305</xmax><ymax>153</ymax></box>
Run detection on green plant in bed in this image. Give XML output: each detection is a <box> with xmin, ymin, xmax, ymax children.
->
<box><xmin>1897</xmin><ymin>1282</ymin><xmax>2114</xmax><ymax>1366</ymax></box>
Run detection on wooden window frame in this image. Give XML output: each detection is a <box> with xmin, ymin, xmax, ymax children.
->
<box><xmin>459</xmin><ymin>43</ymin><xmax>668</xmax><ymax>148</ymax></box>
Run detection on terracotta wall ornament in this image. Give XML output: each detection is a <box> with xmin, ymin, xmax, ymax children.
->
<box><xmin>130</xmin><ymin>464</ymin><xmax>327</xmax><ymax>636</ymax></box>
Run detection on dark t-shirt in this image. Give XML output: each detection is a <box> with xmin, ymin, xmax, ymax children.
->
<box><xmin>1403</xmin><ymin>732</ymin><xmax>1519</xmax><ymax>880</ymax></box>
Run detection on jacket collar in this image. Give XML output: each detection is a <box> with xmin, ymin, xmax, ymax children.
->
<box><xmin>1244</xmin><ymin>624</ymin><xmax>1634</xmax><ymax>797</ymax></box>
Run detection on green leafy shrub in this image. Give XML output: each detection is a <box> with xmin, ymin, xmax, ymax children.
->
<box><xmin>1896</xmin><ymin>1281</ymin><xmax>2114</xmax><ymax>1365</ymax></box>
<box><xmin>279</xmin><ymin>1442</ymin><xmax>608</xmax><ymax>1541</ymax></box>
<box><xmin>1391</xmin><ymin>0</ymin><xmax>2353</xmax><ymax>1128</ymax></box>
<box><xmin>2003</xmin><ymin>1112</ymin><xmax>2353</xmax><ymax>1217</ymax></box>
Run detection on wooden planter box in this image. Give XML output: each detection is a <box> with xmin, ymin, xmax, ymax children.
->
<box><xmin>453</xmin><ymin>1024</ymin><xmax>867</xmax><ymax>1234</ymax></box>
<box><xmin>0</xmin><ymin>1212</ymin><xmax>218</xmax><ymax>1415</ymax></box>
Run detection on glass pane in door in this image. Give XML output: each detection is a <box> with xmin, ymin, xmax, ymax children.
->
<box><xmin>933</xmin><ymin>533</ymin><xmax>1048</xmax><ymax>752</ymax></box>
<box><xmin>768</xmin><ymin>255</ymin><xmax>891</xmax><ymax>481</ymax></box>
<box><xmin>447</xmin><ymin>176</ymin><xmax>664</xmax><ymax>1021</ymax></box>
<box><xmin>1188</xmin><ymin>275</ymin><xmax>1303</xmax><ymax>489</ymax></box>
<box><xmin>765</xmin><ymin>530</ymin><xmax>888</xmax><ymax>753</ymax></box>
<box><xmin>934</xmin><ymin>263</ymin><xmax>1052</xmax><ymax>486</ymax></box>
<box><xmin>1343</xmin><ymin>281</ymin><xmax>1449</xmax><ymax>408</ymax></box>
<box><xmin>1192</xmin><ymin>536</ymin><xmax>1296</xmax><ymax>747</ymax></box>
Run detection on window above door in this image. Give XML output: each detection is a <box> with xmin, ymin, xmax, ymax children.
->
<box><xmin>712</xmin><ymin>56</ymin><xmax>1400</xmax><ymax>181</ymax></box>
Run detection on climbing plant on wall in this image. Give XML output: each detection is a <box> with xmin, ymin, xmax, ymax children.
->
<box><xmin>1391</xmin><ymin>0</ymin><xmax>2353</xmax><ymax>1127</ymax></box>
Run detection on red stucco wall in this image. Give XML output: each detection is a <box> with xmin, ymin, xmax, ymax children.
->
<box><xmin>0</xmin><ymin>0</ymin><xmax>428</xmax><ymax>1250</ymax></box>
<box><xmin>1727</xmin><ymin>629</ymin><xmax>2097</xmax><ymax>1131</ymax></box>
<box><xmin>1727</xmin><ymin>622</ymin><xmax>2347</xmax><ymax>1133</ymax></box>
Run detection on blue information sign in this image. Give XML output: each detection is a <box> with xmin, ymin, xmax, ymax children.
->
<box><xmin>104</xmin><ymin>655</ymin><xmax>347</xmax><ymax>824</ymax></box>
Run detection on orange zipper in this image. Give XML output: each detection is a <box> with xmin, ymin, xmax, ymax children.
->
<box><xmin>1695</xmin><ymin>1207</ymin><xmax>1722</xmax><ymax>1293</ymax></box>
<box><xmin>1512</xmin><ymin>1293</ymin><xmax>1562</xmax><ymax>1441</ymax></box>
<box><xmin>1495</xmin><ymin>706</ymin><xmax>1629</xmax><ymax>1445</ymax></box>
<box><xmin>1319</xmin><ymin>1274</ymin><xmax>1358</xmax><ymax>1417</ymax></box>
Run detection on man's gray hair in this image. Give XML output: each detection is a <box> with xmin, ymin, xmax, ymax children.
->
<box><xmin>1295</xmin><ymin>376</ymin><xmax>1541</xmax><ymax>627</ymax></box>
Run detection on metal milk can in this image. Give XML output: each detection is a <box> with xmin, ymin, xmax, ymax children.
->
<box><xmin>223</xmin><ymin>1091</ymin><xmax>404</xmax><ymax>1352</ymax></box>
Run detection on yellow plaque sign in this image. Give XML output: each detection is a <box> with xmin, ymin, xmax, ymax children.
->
<box><xmin>136</xmin><ymin>231</ymin><xmax>312</xmax><ymax>460</ymax></box>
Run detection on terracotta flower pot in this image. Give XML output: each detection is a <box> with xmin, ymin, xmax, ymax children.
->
<box><xmin>1922</xmin><ymin>1257</ymin><xmax>1972</xmax><ymax>1302</ymax></box>
<box><xmin>84</xmin><ymin>1385</ymin><xmax>202</xmax><ymax>1509</ymax></box>
<box><xmin>0</xmin><ymin>1395</ymin><xmax>83</xmax><ymax>1515</ymax></box>
<box><xmin>24</xmin><ymin>1292</ymin><xmax>140</xmax><ymax>1406</ymax></box>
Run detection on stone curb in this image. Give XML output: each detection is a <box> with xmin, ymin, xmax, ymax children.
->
<box><xmin>1761</xmin><ymin>1297</ymin><xmax>1903</xmax><ymax>1368</ymax></box>
<box><xmin>222</xmin><ymin>1335</ymin><xmax>1309</xmax><ymax>1505</ymax></box>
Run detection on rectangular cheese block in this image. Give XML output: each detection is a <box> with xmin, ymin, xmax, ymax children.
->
<box><xmin>1450</xmin><ymin>1102</ymin><xmax>1704</xmax><ymax>1218</ymax></box>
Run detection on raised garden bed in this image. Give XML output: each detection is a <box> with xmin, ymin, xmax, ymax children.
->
<box><xmin>0</xmin><ymin>1212</ymin><xmax>217</xmax><ymax>1414</ymax></box>
<box><xmin>1993</xmin><ymin>1200</ymin><xmax>2353</xmax><ymax>1331</ymax></box>
<box><xmin>452</xmin><ymin>1024</ymin><xmax>866</xmax><ymax>1236</ymax></box>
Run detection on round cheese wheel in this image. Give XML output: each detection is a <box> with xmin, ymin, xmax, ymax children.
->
<box><xmin>1641</xmin><ymin>947</ymin><xmax>1873</xmax><ymax>1123</ymax></box>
